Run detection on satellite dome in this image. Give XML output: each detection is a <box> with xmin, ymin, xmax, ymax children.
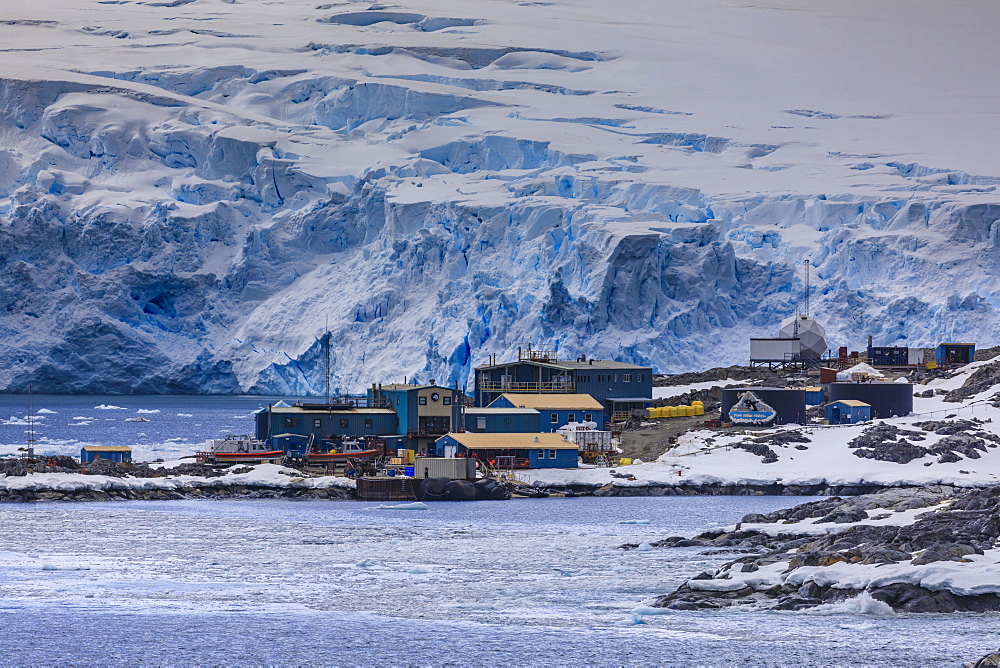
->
<box><xmin>778</xmin><ymin>315</ymin><xmax>827</xmax><ymax>359</ymax></box>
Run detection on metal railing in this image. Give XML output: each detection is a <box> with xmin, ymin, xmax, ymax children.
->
<box><xmin>478</xmin><ymin>380</ymin><xmax>575</xmax><ymax>393</ymax></box>
<box><xmin>519</xmin><ymin>350</ymin><xmax>558</xmax><ymax>363</ymax></box>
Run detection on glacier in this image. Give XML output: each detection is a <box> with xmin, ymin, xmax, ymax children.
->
<box><xmin>0</xmin><ymin>0</ymin><xmax>998</xmax><ymax>394</ymax></box>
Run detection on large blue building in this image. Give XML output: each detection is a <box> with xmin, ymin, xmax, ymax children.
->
<box><xmin>255</xmin><ymin>383</ymin><xmax>466</xmax><ymax>455</ymax></box>
<box><xmin>474</xmin><ymin>350</ymin><xmax>653</xmax><ymax>422</ymax></box>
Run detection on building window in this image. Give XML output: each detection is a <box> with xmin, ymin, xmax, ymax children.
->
<box><xmin>419</xmin><ymin>396</ymin><xmax>427</xmax><ymax>405</ymax></box>
<box><xmin>339</xmin><ymin>418</ymin><xmax>349</xmax><ymax>429</ymax></box>
<box><xmin>614</xmin><ymin>375</ymin><xmax>618</xmax><ymax>383</ymax></box>
<box><xmin>585</xmin><ymin>413</ymin><xmax>593</xmax><ymax>422</ymax></box>
<box><xmin>284</xmin><ymin>417</ymin><xmax>299</xmax><ymax>428</ymax></box>
<box><xmin>638</xmin><ymin>374</ymin><xmax>644</xmax><ymax>382</ymax></box>
<box><xmin>598</xmin><ymin>374</ymin><xmax>604</xmax><ymax>382</ymax></box>
<box><xmin>548</xmin><ymin>449</ymin><xmax>557</xmax><ymax>459</ymax></box>
<box><xmin>443</xmin><ymin>396</ymin><xmax>452</xmax><ymax>406</ymax></box>
<box><xmin>578</xmin><ymin>375</ymin><xmax>589</xmax><ymax>383</ymax></box>
<box><xmin>312</xmin><ymin>418</ymin><xmax>322</xmax><ymax>428</ymax></box>
<box><xmin>568</xmin><ymin>413</ymin><xmax>576</xmax><ymax>423</ymax></box>
<box><xmin>550</xmin><ymin>413</ymin><xmax>559</xmax><ymax>424</ymax></box>
<box><xmin>623</xmin><ymin>374</ymin><xmax>632</xmax><ymax>382</ymax></box>
<box><xmin>364</xmin><ymin>418</ymin><xmax>374</xmax><ymax>429</ymax></box>
<box><xmin>537</xmin><ymin>449</ymin><xmax>545</xmax><ymax>459</ymax></box>
<box><xmin>476</xmin><ymin>416</ymin><xmax>487</xmax><ymax>431</ymax></box>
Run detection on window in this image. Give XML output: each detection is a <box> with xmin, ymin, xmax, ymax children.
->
<box><xmin>577</xmin><ymin>375</ymin><xmax>589</xmax><ymax>383</ymax></box>
<box><xmin>638</xmin><ymin>374</ymin><xmax>644</xmax><ymax>382</ymax></box>
<box><xmin>443</xmin><ymin>396</ymin><xmax>452</xmax><ymax>406</ymax></box>
<box><xmin>548</xmin><ymin>449</ymin><xmax>557</xmax><ymax>459</ymax></box>
<box><xmin>598</xmin><ymin>374</ymin><xmax>604</xmax><ymax>382</ymax></box>
<box><xmin>419</xmin><ymin>396</ymin><xmax>427</xmax><ymax>405</ymax></box>
<box><xmin>339</xmin><ymin>418</ymin><xmax>349</xmax><ymax>429</ymax></box>
<box><xmin>284</xmin><ymin>417</ymin><xmax>299</xmax><ymax>428</ymax></box>
<box><xmin>364</xmin><ymin>418</ymin><xmax>374</xmax><ymax>429</ymax></box>
<box><xmin>550</xmin><ymin>413</ymin><xmax>559</xmax><ymax>424</ymax></box>
<box><xmin>614</xmin><ymin>375</ymin><xmax>618</xmax><ymax>383</ymax></box>
<box><xmin>476</xmin><ymin>416</ymin><xmax>487</xmax><ymax>431</ymax></box>
<box><xmin>585</xmin><ymin>413</ymin><xmax>593</xmax><ymax>422</ymax></box>
<box><xmin>537</xmin><ymin>449</ymin><xmax>545</xmax><ymax>459</ymax></box>
<box><xmin>312</xmin><ymin>418</ymin><xmax>322</xmax><ymax>428</ymax></box>
<box><xmin>623</xmin><ymin>374</ymin><xmax>632</xmax><ymax>382</ymax></box>
<box><xmin>568</xmin><ymin>413</ymin><xmax>576</xmax><ymax>423</ymax></box>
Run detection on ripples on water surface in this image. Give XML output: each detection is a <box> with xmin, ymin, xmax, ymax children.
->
<box><xmin>0</xmin><ymin>496</ymin><xmax>996</xmax><ymax>665</ymax></box>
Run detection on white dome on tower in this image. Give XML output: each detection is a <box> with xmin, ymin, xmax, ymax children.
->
<box><xmin>779</xmin><ymin>315</ymin><xmax>827</xmax><ymax>359</ymax></box>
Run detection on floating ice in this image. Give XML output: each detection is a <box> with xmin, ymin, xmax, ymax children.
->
<box><xmin>618</xmin><ymin>519</ymin><xmax>651</xmax><ymax>525</ymax></box>
<box><xmin>94</xmin><ymin>405</ymin><xmax>127</xmax><ymax>411</ymax></box>
<box><xmin>800</xmin><ymin>592</ymin><xmax>895</xmax><ymax>616</ymax></box>
<box><xmin>366</xmin><ymin>502</ymin><xmax>430</xmax><ymax>510</ymax></box>
<box><xmin>36</xmin><ymin>409</ymin><xmax>57</xmax><ymax>415</ymax></box>
<box><xmin>136</xmin><ymin>409</ymin><xmax>160</xmax><ymax>414</ymax></box>
<box><xmin>176</xmin><ymin>413</ymin><xmax>193</xmax><ymax>418</ymax></box>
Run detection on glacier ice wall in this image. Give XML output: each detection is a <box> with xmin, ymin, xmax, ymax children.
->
<box><xmin>0</xmin><ymin>0</ymin><xmax>998</xmax><ymax>393</ymax></box>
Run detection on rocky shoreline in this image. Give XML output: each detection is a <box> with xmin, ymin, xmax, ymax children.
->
<box><xmin>0</xmin><ymin>484</ymin><xmax>354</xmax><ymax>503</ymax></box>
<box><xmin>640</xmin><ymin>485</ymin><xmax>1000</xmax><ymax>613</ymax></box>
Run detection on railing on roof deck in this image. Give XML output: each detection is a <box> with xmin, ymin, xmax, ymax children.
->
<box><xmin>519</xmin><ymin>350</ymin><xmax>558</xmax><ymax>363</ymax></box>
<box><xmin>478</xmin><ymin>380</ymin><xmax>574</xmax><ymax>393</ymax></box>
<box><xmin>296</xmin><ymin>397</ymin><xmax>391</xmax><ymax>409</ymax></box>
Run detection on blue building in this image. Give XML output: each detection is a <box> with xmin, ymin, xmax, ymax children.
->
<box><xmin>935</xmin><ymin>343</ymin><xmax>975</xmax><ymax>366</ymax></box>
<box><xmin>433</xmin><ymin>432</ymin><xmax>578</xmax><ymax>468</ymax></box>
<box><xmin>825</xmin><ymin>400</ymin><xmax>871</xmax><ymax>425</ymax></box>
<box><xmin>488</xmin><ymin>394</ymin><xmax>604</xmax><ymax>430</ymax></box>
<box><xmin>369</xmin><ymin>383</ymin><xmax>465</xmax><ymax>453</ymax></box>
<box><xmin>81</xmin><ymin>446</ymin><xmax>132</xmax><ymax>464</ymax></box>
<box><xmin>474</xmin><ymin>350</ymin><xmax>652</xmax><ymax>420</ymax></box>
<box><xmin>255</xmin><ymin>404</ymin><xmax>399</xmax><ymax>444</ymax></box>
<box><xmin>463</xmin><ymin>408</ymin><xmax>541</xmax><ymax>433</ymax></box>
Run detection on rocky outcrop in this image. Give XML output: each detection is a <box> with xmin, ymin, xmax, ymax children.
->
<box><xmin>646</xmin><ymin>486</ymin><xmax>1000</xmax><ymax>613</ymax></box>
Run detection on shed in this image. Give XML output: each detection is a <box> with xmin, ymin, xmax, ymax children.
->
<box><xmin>796</xmin><ymin>386</ymin><xmax>824</xmax><ymax>406</ymax></box>
<box><xmin>936</xmin><ymin>343</ymin><xmax>975</xmax><ymax>366</ymax></box>
<box><xmin>824</xmin><ymin>400</ymin><xmax>871</xmax><ymax>425</ymax></box>
<box><xmin>81</xmin><ymin>446</ymin><xmax>132</xmax><ymax>464</ymax></box>
<box><xmin>433</xmin><ymin>432</ymin><xmax>578</xmax><ymax>468</ymax></box>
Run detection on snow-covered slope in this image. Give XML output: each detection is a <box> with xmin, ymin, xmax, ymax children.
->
<box><xmin>1</xmin><ymin>0</ymin><xmax>999</xmax><ymax>393</ymax></box>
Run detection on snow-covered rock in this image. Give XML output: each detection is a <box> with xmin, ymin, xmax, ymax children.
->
<box><xmin>1</xmin><ymin>0</ymin><xmax>999</xmax><ymax>393</ymax></box>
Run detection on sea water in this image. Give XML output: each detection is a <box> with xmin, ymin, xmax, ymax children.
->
<box><xmin>0</xmin><ymin>497</ymin><xmax>996</xmax><ymax>666</ymax></box>
<box><xmin>0</xmin><ymin>394</ymin><xmax>276</xmax><ymax>460</ymax></box>
<box><xmin>0</xmin><ymin>396</ymin><xmax>997</xmax><ymax>665</ymax></box>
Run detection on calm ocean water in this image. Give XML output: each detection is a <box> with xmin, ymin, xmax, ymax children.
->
<box><xmin>0</xmin><ymin>496</ymin><xmax>995</xmax><ymax>666</ymax></box>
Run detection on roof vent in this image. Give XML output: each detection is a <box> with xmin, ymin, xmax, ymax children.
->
<box><xmin>533</xmin><ymin>436</ymin><xmax>540</xmax><ymax>442</ymax></box>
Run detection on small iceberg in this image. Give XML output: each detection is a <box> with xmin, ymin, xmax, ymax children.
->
<box><xmin>36</xmin><ymin>408</ymin><xmax>58</xmax><ymax>415</ymax></box>
<box><xmin>176</xmin><ymin>413</ymin><xmax>193</xmax><ymax>418</ymax></box>
<box><xmin>137</xmin><ymin>409</ymin><xmax>160</xmax><ymax>415</ymax></box>
<box><xmin>125</xmin><ymin>417</ymin><xmax>150</xmax><ymax>423</ymax></box>
<box><xmin>94</xmin><ymin>404</ymin><xmax>127</xmax><ymax>410</ymax></box>
<box><xmin>619</xmin><ymin>519</ymin><xmax>651</xmax><ymax>525</ymax></box>
<box><xmin>366</xmin><ymin>502</ymin><xmax>430</xmax><ymax>510</ymax></box>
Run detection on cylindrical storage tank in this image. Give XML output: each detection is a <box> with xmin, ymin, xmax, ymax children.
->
<box><xmin>828</xmin><ymin>382</ymin><xmax>913</xmax><ymax>418</ymax></box>
<box><xmin>720</xmin><ymin>387</ymin><xmax>808</xmax><ymax>425</ymax></box>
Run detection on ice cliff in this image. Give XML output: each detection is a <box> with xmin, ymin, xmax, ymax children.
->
<box><xmin>0</xmin><ymin>0</ymin><xmax>998</xmax><ymax>393</ymax></box>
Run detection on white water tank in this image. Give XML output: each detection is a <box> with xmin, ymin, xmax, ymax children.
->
<box><xmin>778</xmin><ymin>315</ymin><xmax>827</xmax><ymax>359</ymax></box>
